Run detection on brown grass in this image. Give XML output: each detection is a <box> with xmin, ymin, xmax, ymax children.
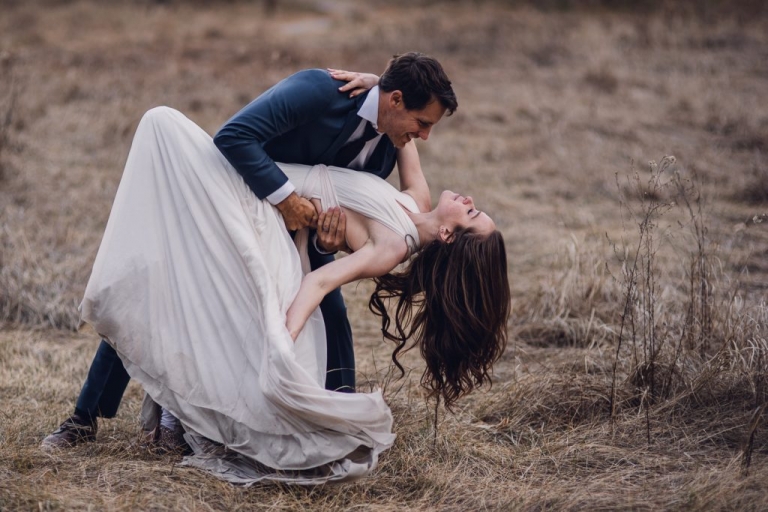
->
<box><xmin>1</xmin><ymin>1</ymin><xmax>767</xmax><ymax>510</ymax></box>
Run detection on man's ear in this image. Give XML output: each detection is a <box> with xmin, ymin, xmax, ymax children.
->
<box><xmin>439</xmin><ymin>226</ymin><xmax>455</xmax><ymax>243</ymax></box>
<box><xmin>390</xmin><ymin>90</ymin><xmax>403</xmax><ymax>109</ymax></box>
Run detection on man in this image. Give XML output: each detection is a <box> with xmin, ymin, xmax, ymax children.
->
<box><xmin>42</xmin><ymin>52</ymin><xmax>457</xmax><ymax>450</ymax></box>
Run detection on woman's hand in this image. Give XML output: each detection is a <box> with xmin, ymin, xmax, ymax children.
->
<box><xmin>317</xmin><ymin>207</ymin><xmax>349</xmax><ymax>253</ymax></box>
<box><xmin>310</xmin><ymin>198</ymin><xmax>349</xmax><ymax>253</ymax></box>
<box><xmin>328</xmin><ymin>68</ymin><xmax>380</xmax><ymax>98</ymax></box>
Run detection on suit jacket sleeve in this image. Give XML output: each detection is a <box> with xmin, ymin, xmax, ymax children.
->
<box><xmin>213</xmin><ymin>69</ymin><xmax>335</xmax><ymax>200</ymax></box>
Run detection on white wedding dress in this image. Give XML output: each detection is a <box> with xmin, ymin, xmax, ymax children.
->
<box><xmin>79</xmin><ymin>107</ymin><xmax>421</xmax><ymax>485</ymax></box>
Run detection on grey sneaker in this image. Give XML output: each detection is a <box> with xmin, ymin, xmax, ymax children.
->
<box><xmin>41</xmin><ymin>414</ymin><xmax>97</xmax><ymax>451</ymax></box>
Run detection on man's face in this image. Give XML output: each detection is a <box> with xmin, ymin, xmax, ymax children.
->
<box><xmin>378</xmin><ymin>91</ymin><xmax>447</xmax><ymax>148</ymax></box>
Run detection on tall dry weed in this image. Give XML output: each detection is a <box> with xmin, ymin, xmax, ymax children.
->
<box><xmin>603</xmin><ymin>156</ymin><xmax>767</xmax><ymax>453</ymax></box>
<box><xmin>500</xmin><ymin>155</ymin><xmax>766</xmax><ymax>467</ymax></box>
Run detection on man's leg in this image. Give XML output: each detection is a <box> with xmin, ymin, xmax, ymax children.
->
<box><xmin>42</xmin><ymin>339</ymin><xmax>131</xmax><ymax>450</ymax></box>
<box><xmin>74</xmin><ymin>339</ymin><xmax>131</xmax><ymax>420</ymax></box>
<box><xmin>308</xmin><ymin>246</ymin><xmax>356</xmax><ymax>393</ymax></box>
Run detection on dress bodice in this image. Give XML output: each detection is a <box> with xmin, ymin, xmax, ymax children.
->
<box><xmin>279</xmin><ymin>164</ymin><xmax>421</xmax><ymax>254</ymax></box>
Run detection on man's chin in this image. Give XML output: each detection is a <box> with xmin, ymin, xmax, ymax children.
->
<box><xmin>385</xmin><ymin>134</ymin><xmax>406</xmax><ymax>149</ymax></box>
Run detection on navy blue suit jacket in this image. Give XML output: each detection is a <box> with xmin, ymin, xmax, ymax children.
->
<box><xmin>214</xmin><ymin>69</ymin><xmax>398</xmax><ymax>200</ymax></box>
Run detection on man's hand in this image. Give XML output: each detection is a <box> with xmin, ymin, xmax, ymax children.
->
<box><xmin>316</xmin><ymin>206</ymin><xmax>349</xmax><ymax>253</ymax></box>
<box><xmin>276</xmin><ymin>192</ymin><xmax>318</xmax><ymax>231</ymax></box>
<box><xmin>328</xmin><ymin>68</ymin><xmax>380</xmax><ymax>98</ymax></box>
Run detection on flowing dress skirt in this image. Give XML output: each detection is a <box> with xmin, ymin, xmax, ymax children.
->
<box><xmin>80</xmin><ymin>107</ymin><xmax>395</xmax><ymax>484</ymax></box>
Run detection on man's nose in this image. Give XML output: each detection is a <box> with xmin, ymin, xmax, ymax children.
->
<box><xmin>418</xmin><ymin>127</ymin><xmax>432</xmax><ymax>140</ymax></box>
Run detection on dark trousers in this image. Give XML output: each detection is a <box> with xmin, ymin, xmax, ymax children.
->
<box><xmin>75</xmin><ymin>339</ymin><xmax>131</xmax><ymax>419</ymax></box>
<box><xmin>74</xmin><ymin>237</ymin><xmax>356</xmax><ymax>419</ymax></box>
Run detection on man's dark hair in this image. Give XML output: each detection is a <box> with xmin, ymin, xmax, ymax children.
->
<box><xmin>379</xmin><ymin>52</ymin><xmax>458</xmax><ymax>115</ymax></box>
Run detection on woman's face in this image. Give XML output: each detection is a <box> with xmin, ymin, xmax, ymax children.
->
<box><xmin>435</xmin><ymin>190</ymin><xmax>496</xmax><ymax>240</ymax></box>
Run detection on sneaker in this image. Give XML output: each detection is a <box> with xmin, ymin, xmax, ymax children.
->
<box><xmin>41</xmin><ymin>414</ymin><xmax>97</xmax><ymax>451</ymax></box>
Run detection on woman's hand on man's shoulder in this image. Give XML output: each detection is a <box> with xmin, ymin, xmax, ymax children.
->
<box><xmin>328</xmin><ymin>68</ymin><xmax>380</xmax><ymax>98</ymax></box>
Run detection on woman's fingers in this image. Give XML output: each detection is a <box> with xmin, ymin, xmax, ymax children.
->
<box><xmin>328</xmin><ymin>68</ymin><xmax>374</xmax><ymax>98</ymax></box>
<box><xmin>320</xmin><ymin>207</ymin><xmax>335</xmax><ymax>232</ymax></box>
<box><xmin>317</xmin><ymin>211</ymin><xmax>326</xmax><ymax>231</ymax></box>
<box><xmin>335</xmin><ymin>209</ymin><xmax>346</xmax><ymax>240</ymax></box>
<box><xmin>327</xmin><ymin>207</ymin><xmax>341</xmax><ymax>235</ymax></box>
<box><xmin>315</xmin><ymin>208</ymin><xmax>346</xmax><ymax>253</ymax></box>
<box><xmin>328</xmin><ymin>68</ymin><xmax>353</xmax><ymax>83</ymax></box>
<box><xmin>321</xmin><ymin>208</ymin><xmax>331</xmax><ymax>232</ymax></box>
<box><xmin>328</xmin><ymin>67</ymin><xmax>350</xmax><ymax>77</ymax></box>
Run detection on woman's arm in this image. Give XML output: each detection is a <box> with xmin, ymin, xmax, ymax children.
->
<box><xmin>285</xmin><ymin>240</ymin><xmax>405</xmax><ymax>341</ymax></box>
<box><xmin>396</xmin><ymin>141</ymin><xmax>431</xmax><ymax>212</ymax></box>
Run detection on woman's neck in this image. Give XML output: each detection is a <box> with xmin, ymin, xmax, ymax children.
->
<box><xmin>407</xmin><ymin>210</ymin><xmax>440</xmax><ymax>245</ymax></box>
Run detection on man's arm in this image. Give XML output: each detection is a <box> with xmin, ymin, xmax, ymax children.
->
<box><xmin>214</xmin><ymin>69</ymin><xmax>336</xmax><ymax>200</ymax></box>
<box><xmin>396</xmin><ymin>141</ymin><xmax>431</xmax><ymax>213</ymax></box>
<box><xmin>214</xmin><ymin>70</ymin><xmax>342</xmax><ymax>229</ymax></box>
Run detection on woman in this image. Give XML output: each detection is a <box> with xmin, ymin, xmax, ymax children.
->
<box><xmin>80</xmin><ymin>106</ymin><xmax>509</xmax><ymax>484</ymax></box>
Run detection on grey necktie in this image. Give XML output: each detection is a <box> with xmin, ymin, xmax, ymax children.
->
<box><xmin>333</xmin><ymin>122</ymin><xmax>379</xmax><ymax>168</ymax></box>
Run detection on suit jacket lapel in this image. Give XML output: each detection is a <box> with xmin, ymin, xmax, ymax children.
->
<box><xmin>318</xmin><ymin>91</ymin><xmax>368</xmax><ymax>165</ymax></box>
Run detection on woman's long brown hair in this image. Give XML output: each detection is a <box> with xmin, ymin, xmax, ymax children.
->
<box><xmin>369</xmin><ymin>229</ymin><xmax>510</xmax><ymax>410</ymax></box>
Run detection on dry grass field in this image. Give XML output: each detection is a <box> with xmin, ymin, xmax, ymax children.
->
<box><xmin>1</xmin><ymin>0</ymin><xmax>767</xmax><ymax>510</ymax></box>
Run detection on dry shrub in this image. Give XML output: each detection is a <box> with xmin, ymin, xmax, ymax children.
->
<box><xmin>505</xmin><ymin>156</ymin><xmax>766</xmax><ymax>474</ymax></box>
<box><xmin>617</xmin><ymin>164</ymin><xmax>679</xmax><ymax>203</ymax></box>
<box><xmin>603</xmin><ymin>157</ymin><xmax>767</xmax><ymax>460</ymax></box>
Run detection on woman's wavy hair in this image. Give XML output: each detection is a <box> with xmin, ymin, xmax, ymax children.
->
<box><xmin>369</xmin><ymin>228</ymin><xmax>510</xmax><ymax>410</ymax></box>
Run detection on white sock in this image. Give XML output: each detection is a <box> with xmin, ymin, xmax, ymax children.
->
<box><xmin>160</xmin><ymin>407</ymin><xmax>180</xmax><ymax>430</ymax></box>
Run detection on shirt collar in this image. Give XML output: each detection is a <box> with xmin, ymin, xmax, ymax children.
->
<box><xmin>357</xmin><ymin>86</ymin><xmax>380</xmax><ymax>130</ymax></box>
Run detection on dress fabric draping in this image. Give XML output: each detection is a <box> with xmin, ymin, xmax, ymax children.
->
<box><xmin>78</xmin><ymin>107</ymin><xmax>420</xmax><ymax>485</ymax></box>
